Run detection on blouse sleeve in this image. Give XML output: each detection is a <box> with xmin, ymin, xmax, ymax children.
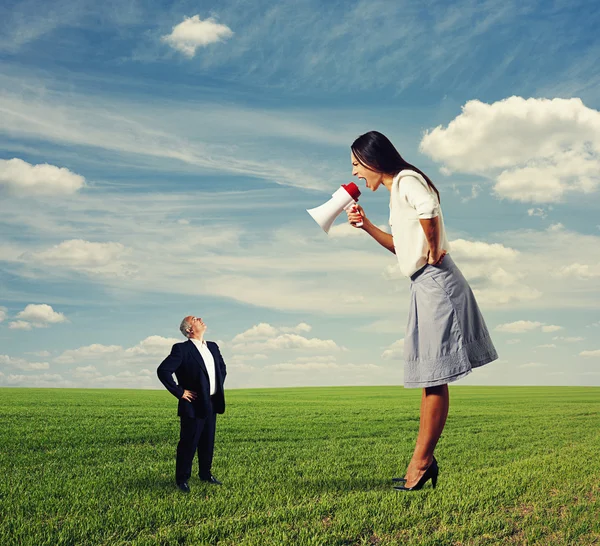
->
<box><xmin>401</xmin><ymin>176</ymin><xmax>439</xmax><ymax>219</ymax></box>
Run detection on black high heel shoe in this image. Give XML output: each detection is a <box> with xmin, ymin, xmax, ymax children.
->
<box><xmin>392</xmin><ymin>456</ymin><xmax>437</xmax><ymax>485</ymax></box>
<box><xmin>394</xmin><ymin>457</ymin><xmax>438</xmax><ymax>491</ymax></box>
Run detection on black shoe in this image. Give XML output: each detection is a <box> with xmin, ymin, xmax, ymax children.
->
<box><xmin>177</xmin><ymin>482</ymin><xmax>191</xmax><ymax>493</ymax></box>
<box><xmin>200</xmin><ymin>475</ymin><xmax>222</xmax><ymax>485</ymax></box>
<box><xmin>394</xmin><ymin>457</ymin><xmax>439</xmax><ymax>491</ymax></box>
<box><xmin>391</xmin><ymin>477</ymin><xmax>407</xmax><ymax>483</ymax></box>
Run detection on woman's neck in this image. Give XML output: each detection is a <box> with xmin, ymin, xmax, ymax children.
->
<box><xmin>382</xmin><ymin>172</ymin><xmax>395</xmax><ymax>191</ymax></box>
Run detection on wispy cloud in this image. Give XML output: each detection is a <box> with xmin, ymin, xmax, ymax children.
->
<box><xmin>495</xmin><ymin>321</ymin><xmax>563</xmax><ymax>334</ymax></box>
<box><xmin>0</xmin><ymin>71</ymin><xmax>352</xmax><ymax>192</ymax></box>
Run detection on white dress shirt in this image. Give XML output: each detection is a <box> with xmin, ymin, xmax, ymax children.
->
<box><xmin>190</xmin><ymin>338</ymin><xmax>216</xmax><ymax>395</ymax></box>
<box><xmin>389</xmin><ymin>169</ymin><xmax>450</xmax><ymax>278</ymax></box>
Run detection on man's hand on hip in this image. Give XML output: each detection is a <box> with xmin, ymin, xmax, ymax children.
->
<box><xmin>181</xmin><ymin>389</ymin><xmax>197</xmax><ymax>402</ymax></box>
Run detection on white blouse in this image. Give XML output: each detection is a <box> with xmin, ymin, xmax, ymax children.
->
<box><xmin>389</xmin><ymin>169</ymin><xmax>450</xmax><ymax>277</ymax></box>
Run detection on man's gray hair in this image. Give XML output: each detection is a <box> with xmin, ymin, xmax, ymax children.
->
<box><xmin>179</xmin><ymin>317</ymin><xmax>193</xmax><ymax>338</ymax></box>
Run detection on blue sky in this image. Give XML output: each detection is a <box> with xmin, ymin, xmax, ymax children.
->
<box><xmin>1</xmin><ymin>0</ymin><xmax>599</xmax><ymax>389</ymax></box>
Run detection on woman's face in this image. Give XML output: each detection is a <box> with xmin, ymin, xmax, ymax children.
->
<box><xmin>351</xmin><ymin>151</ymin><xmax>384</xmax><ymax>191</ymax></box>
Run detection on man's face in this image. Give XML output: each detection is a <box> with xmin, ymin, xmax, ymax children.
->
<box><xmin>185</xmin><ymin>316</ymin><xmax>207</xmax><ymax>338</ymax></box>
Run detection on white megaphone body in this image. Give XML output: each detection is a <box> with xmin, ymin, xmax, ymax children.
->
<box><xmin>307</xmin><ymin>183</ymin><xmax>363</xmax><ymax>233</ymax></box>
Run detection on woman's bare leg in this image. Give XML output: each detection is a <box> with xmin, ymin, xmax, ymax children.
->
<box><xmin>404</xmin><ymin>384</ymin><xmax>449</xmax><ymax>487</ymax></box>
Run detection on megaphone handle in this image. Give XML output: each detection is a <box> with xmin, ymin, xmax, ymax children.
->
<box><xmin>347</xmin><ymin>203</ymin><xmax>363</xmax><ymax>228</ymax></box>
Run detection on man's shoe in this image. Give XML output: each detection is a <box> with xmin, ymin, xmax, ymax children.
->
<box><xmin>200</xmin><ymin>475</ymin><xmax>222</xmax><ymax>485</ymax></box>
<box><xmin>177</xmin><ymin>482</ymin><xmax>191</xmax><ymax>493</ymax></box>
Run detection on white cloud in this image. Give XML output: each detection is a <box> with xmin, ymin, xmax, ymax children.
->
<box><xmin>328</xmin><ymin>223</ymin><xmax>389</xmax><ymax>238</ymax></box>
<box><xmin>519</xmin><ymin>362</ymin><xmax>547</xmax><ymax>368</ymax></box>
<box><xmin>495</xmin><ymin>321</ymin><xmax>543</xmax><ymax>334</ymax></box>
<box><xmin>19</xmin><ymin>361</ymin><xmax>50</xmax><ymax>370</ymax></box>
<box><xmin>30</xmin><ymin>239</ymin><xmax>132</xmax><ymax>276</ymax></box>
<box><xmin>0</xmin><ymin>158</ymin><xmax>85</xmax><ymax>196</ymax></box>
<box><xmin>450</xmin><ymin>239</ymin><xmax>520</xmax><ymax>262</ymax></box>
<box><xmin>553</xmin><ymin>336</ymin><xmax>585</xmax><ymax>343</ymax></box>
<box><xmin>228</xmin><ymin>353</ymin><xmax>268</xmax><ymax>371</ymax></box>
<box><xmin>452</xmin><ymin>183</ymin><xmax>481</xmax><ymax>203</ymax></box>
<box><xmin>555</xmin><ymin>263</ymin><xmax>600</xmax><ymax>280</ymax></box>
<box><xmin>28</xmin><ymin>350</ymin><xmax>51</xmax><ymax>357</ymax></box>
<box><xmin>232</xmin><ymin>322</ymin><xmax>312</xmax><ymax>343</ymax></box>
<box><xmin>580</xmin><ymin>350</ymin><xmax>600</xmax><ymax>358</ymax></box>
<box><xmin>75</xmin><ymin>365</ymin><xmax>98</xmax><ymax>373</ymax></box>
<box><xmin>447</xmin><ymin>239</ymin><xmax>539</xmax><ymax>306</ymax></box>
<box><xmin>382</xmin><ymin>339</ymin><xmax>405</xmax><ymax>360</ymax></box>
<box><xmin>161</xmin><ymin>15</ymin><xmax>233</xmax><ymax>57</ymax></box>
<box><xmin>266</xmin><ymin>355</ymin><xmax>379</xmax><ymax>372</ymax></box>
<box><xmin>494</xmin><ymin>321</ymin><xmax>563</xmax><ymax>335</ymax></box>
<box><xmin>16</xmin><ymin>304</ymin><xmax>67</xmax><ymax>327</ymax></box>
<box><xmin>0</xmin><ymin>355</ymin><xmax>50</xmax><ymax>371</ymax></box>
<box><xmin>420</xmin><ymin>96</ymin><xmax>600</xmax><ymax>203</ymax></box>
<box><xmin>8</xmin><ymin>320</ymin><xmax>32</xmax><ymax>330</ymax></box>
<box><xmin>541</xmin><ymin>325</ymin><xmax>563</xmax><ymax>333</ymax></box>
<box><xmin>232</xmin><ymin>323</ymin><xmax>280</xmax><ymax>342</ymax></box>
<box><xmin>52</xmin><ymin>335</ymin><xmax>188</xmax><ymax>375</ymax></box>
<box><xmin>125</xmin><ymin>336</ymin><xmax>181</xmax><ymax>356</ymax></box>
<box><xmin>233</xmin><ymin>333</ymin><xmax>342</xmax><ymax>353</ymax></box>
<box><xmin>54</xmin><ymin>344</ymin><xmax>123</xmax><ymax>364</ymax></box>
<box><xmin>230</xmin><ymin>354</ymin><xmax>268</xmax><ymax>362</ymax></box>
<box><xmin>3</xmin><ymin>373</ymin><xmax>72</xmax><ymax>387</ymax></box>
<box><xmin>358</xmin><ymin>319</ymin><xmax>403</xmax><ymax>334</ymax></box>
<box><xmin>506</xmin><ymin>339</ymin><xmax>521</xmax><ymax>345</ymax></box>
<box><xmin>527</xmin><ymin>208</ymin><xmax>549</xmax><ymax>219</ymax></box>
<box><xmin>0</xmin><ymin>307</ymin><xmax>7</xmax><ymax>322</ymax></box>
<box><xmin>537</xmin><ymin>344</ymin><xmax>556</xmax><ymax>348</ymax></box>
<box><xmin>280</xmin><ymin>323</ymin><xmax>312</xmax><ymax>334</ymax></box>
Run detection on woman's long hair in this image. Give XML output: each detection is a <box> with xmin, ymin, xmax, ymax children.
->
<box><xmin>351</xmin><ymin>131</ymin><xmax>440</xmax><ymax>203</ymax></box>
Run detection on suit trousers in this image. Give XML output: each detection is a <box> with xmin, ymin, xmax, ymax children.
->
<box><xmin>175</xmin><ymin>402</ymin><xmax>217</xmax><ymax>484</ymax></box>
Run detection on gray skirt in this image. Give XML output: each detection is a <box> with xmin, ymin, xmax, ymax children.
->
<box><xmin>404</xmin><ymin>255</ymin><xmax>498</xmax><ymax>388</ymax></box>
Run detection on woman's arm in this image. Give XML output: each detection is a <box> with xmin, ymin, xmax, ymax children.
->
<box><xmin>347</xmin><ymin>205</ymin><xmax>395</xmax><ymax>254</ymax></box>
<box><xmin>419</xmin><ymin>216</ymin><xmax>446</xmax><ymax>265</ymax></box>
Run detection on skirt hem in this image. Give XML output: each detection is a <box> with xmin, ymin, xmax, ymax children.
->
<box><xmin>403</xmin><ymin>346</ymin><xmax>498</xmax><ymax>388</ymax></box>
<box><xmin>404</xmin><ymin>367</ymin><xmax>472</xmax><ymax>389</ymax></box>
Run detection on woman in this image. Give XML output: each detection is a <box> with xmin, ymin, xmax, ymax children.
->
<box><xmin>346</xmin><ymin>131</ymin><xmax>498</xmax><ymax>491</ymax></box>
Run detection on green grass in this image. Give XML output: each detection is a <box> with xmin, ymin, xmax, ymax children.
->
<box><xmin>0</xmin><ymin>386</ymin><xmax>599</xmax><ymax>545</ymax></box>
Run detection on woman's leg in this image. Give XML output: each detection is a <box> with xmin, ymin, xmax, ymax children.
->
<box><xmin>404</xmin><ymin>384</ymin><xmax>449</xmax><ymax>487</ymax></box>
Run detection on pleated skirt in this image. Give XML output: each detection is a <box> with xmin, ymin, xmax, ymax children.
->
<box><xmin>404</xmin><ymin>255</ymin><xmax>498</xmax><ymax>388</ymax></box>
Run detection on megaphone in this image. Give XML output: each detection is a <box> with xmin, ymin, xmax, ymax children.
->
<box><xmin>307</xmin><ymin>183</ymin><xmax>363</xmax><ymax>233</ymax></box>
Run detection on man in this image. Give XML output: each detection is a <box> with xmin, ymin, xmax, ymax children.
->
<box><xmin>157</xmin><ymin>316</ymin><xmax>227</xmax><ymax>493</ymax></box>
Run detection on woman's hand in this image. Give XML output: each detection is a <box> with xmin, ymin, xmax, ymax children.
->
<box><xmin>427</xmin><ymin>248</ymin><xmax>447</xmax><ymax>266</ymax></box>
<box><xmin>347</xmin><ymin>204</ymin><xmax>367</xmax><ymax>228</ymax></box>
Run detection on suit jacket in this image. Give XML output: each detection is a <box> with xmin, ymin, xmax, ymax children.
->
<box><xmin>157</xmin><ymin>339</ymin><xmax>227</xmax><ymax>418</ymax></box>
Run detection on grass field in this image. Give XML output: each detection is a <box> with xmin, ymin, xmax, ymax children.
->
<box><xmin>1</xmin><ymin>386</ymin><xmax>599</xmax><ymax>545</ymax></box>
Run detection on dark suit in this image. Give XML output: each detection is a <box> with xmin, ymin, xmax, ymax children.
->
<box><xmin>157</xmin><ymin>339</ymin><xmax>227</xmax><ymax>484</ymax></box>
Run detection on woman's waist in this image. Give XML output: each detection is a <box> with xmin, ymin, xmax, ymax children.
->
<box><xmin>410</xmin><ymin>254</ymin><xmax>456</xmax><ymax>282</ymax></box>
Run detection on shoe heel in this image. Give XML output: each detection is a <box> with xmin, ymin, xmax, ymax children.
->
<box><xmin>431</xmin><ymin>466</ymin><xmax>439</xmax><ymax>489</ymax></box>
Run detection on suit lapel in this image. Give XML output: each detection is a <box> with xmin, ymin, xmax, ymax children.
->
<box><xmin>187</xmin><ymin>340</ymin><xmax>209</xmax><ymax>379</ymax></box>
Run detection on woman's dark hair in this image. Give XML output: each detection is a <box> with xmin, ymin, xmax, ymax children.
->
<box><xmin>351</xmin><ymin>131</ymin><xmax>440</xmax><ymax>203</ymax></box>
